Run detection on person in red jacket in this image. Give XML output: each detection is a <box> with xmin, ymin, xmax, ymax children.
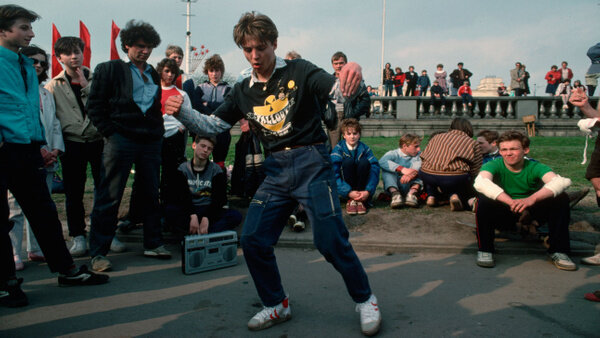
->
<box><xmin>457</xmin><ymin>81</ymin><xmax>473</xmax><ymax>110</ymax></box>
<box><xmin>545</xmin><ymin>65</ymin><xmax>561</xmax><ymax>96</ymax></box>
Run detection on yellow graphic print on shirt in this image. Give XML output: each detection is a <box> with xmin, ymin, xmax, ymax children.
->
<box><xmin>250</xmin><ymin>80</ymin><xmax>296</xmax><ymax>137</ymax></box>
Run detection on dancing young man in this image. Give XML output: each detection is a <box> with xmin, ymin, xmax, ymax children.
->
<box><xmin>166</xmin><ymin>11</ymin><xmax>381</xmax><ymax>336</ymax></box>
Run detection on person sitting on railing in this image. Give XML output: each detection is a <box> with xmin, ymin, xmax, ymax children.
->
<box><xmin>573</xmin><ymin>80</ymin><xmax>587</xmax><ymax>95</ymax></box>
<box><xmin>555</xmin><ymin>79</ymin><xmax>572</xmax><ymax>109</ymax></box>
<box><xmin>419</xmin><ymin>118</ymin><xmax>482</xmax><ymax>211</ymax></box>
<box><xmin>476</xmin><ymin>130</ymin><xmax>500</xmax><ymax>164</ymax></box>
<box><xmin>457</xmin><ymin>81</ymin><xmax>473</xmax><ymax>110</ymax></box>
<box><xmin>330</xmin><ymin>119</ymin><xmax>380</xmax><ymax>215</ymax></box>
<box><xmin>497</xmin><ymin>82</ymin><xmax>509</xmax><ymax>96</ymax></box>
<box><xmin>429</xmin><ymin>80</ymin><xmax>446</xmax><ymax>114</ymax></box>
<box><xmin>379</xmin><ymin>134</ymin><xmax>423</xmax><ymax>209</ymax></box>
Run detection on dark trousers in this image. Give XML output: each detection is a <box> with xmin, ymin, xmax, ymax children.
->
<box><xmin>89</xmin><ymin>133</ymin><xmax>163</xmax><ymax>257</ymax></box>
<box><xmin>406</xmin><ymin>84</ymin><xmax>417</xmax><ymax>96</ymax></box>
<box><xmin>160</xmin><ymin>131</ymin><xmax>187</xmax><ymax>205</ymax></box>
<box><xmin>475</xmin><ymin>193</ymin><xmax>571</xmax><ymax>254</ymax></box>
<box><xmin>513</xmin><ymin>88</ymin><xmax>525</xmax><ymax>97</ymax></box>
<box><xmin>394</xmin><ymin>86</ymin><xmax>403</xmax><ymax>96</ymax></box>
<box><xmin>340</xmin><ymin>156</ymin><xmax>371</xmax><ymax>195</ymax></box>
<box><xmin>1</xmin><ymin>143</ymin><xmax>73</xmax><ymax>281</ymax></box>
<box><xmin>419</xmin><ymin>171</ymin><xmax>475</xmax><ymax>206</ymax></box>
<box><xmin>430</xmin><ymin>97</ymin><xmax>446</xmax><ymax>111</ymax></box>
<box><xmin>241</xmin><ymin>144</ymin><xmax>372</xmax><ymax>306</ymax></box>
<box><xmin>213</xmin><ymin>131</ymin><xmax>231</xmax><ymax>165</ymax></box>
<box><xmin>60</xmin><ymin>140</ymin><xmax>103</xmax><ymax>237</ymax></box>
<box><xmin>461</xmin><ymin>93</ymin><xmax>473</xmax><ymax>104</ymax></box>
<box><xmin>165</xmin><ymin>204</ymin><xmax>242</xmax><ymax>239</ymax></box>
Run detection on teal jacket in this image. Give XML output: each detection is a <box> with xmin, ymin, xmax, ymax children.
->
<box><xmin>0</xmin><ymin>46</ymin><xmax>45</xmax><ymax>145</ymax></box>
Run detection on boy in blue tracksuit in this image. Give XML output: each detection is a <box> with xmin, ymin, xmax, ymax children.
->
<box><xmin>331</xmin><ymin>118</ymin><xmax>380</xmax><ymax>215</ymax></box>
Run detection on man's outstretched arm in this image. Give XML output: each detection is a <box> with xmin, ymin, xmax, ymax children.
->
<box><xmin>165</xmin><ymin>95</ymin><xmax>232</xmax><ymax>137</ymax></box>
<box><xmin>570</xmin><ymin>87</ymin><xmax>600</xmax><ymax>119</ymax></box>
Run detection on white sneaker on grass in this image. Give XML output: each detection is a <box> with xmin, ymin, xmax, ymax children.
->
<box><xmin>69</xmin><ymin>236</ymin><xmax>87</xmax><ymax>257</ymax></box>
<box><xmin>247</xmin><ymin>296</ymin><xmax>291</xmax><ymax>331</ymax></box>
<box><xmin>355</xmin><ymin>294</ymin><xmax>381</xmax><ymax>336</ymax></box>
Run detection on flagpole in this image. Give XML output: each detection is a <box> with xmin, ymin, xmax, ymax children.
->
<box><xmin>380</xmin><ymin>0</ymin><xmax>386</xmax><ymax>94</ymax></box>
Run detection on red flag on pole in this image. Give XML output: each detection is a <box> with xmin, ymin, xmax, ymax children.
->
<box><xmin>79</xmin><ymin>21</ymin><xmax>91</xmax><ymax>67</ymax></box>
<box><xmin>110</xmin><ymin>21</ymin><xmax>120</xmax><ymax>60</ymax></box>
<box><xmin>51</xmin><ymin>23</ymin><xmax>63</xmax><ymax>78</ymax></box>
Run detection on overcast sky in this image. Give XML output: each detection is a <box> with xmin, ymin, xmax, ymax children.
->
<box><xmin>16</xmin><ymin>0</ymin><xmax>600</xmax><ymax>94</ymax></box>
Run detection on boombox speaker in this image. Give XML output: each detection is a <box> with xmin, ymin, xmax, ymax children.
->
<box><xmin>182</xmin><ymin>230</ymin><xmax>238</xmax><ymax>275</ymax></box>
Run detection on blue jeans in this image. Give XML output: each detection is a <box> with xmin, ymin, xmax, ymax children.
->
<box><xmin>461</xmin><ymin>93</ymin><xmax>473</xmax><ymax>104</ymax></box>
<box><xmin>89</xmin><ymin>133</ymin><xmax>163</xmax><ymax>257</ymax></box>
<box><xmin>381</xmin><ymin>171</ymin><xmax>422</xmax><ymax>195</ymax></box>
<box><xmin>240</xmin><ymin>144</ymin><xmax>372</xmax><ymax>306</ymax></box>
<box><xmin>1</xmin><ymin>143</ymin><xmax>74</xmax><ymax>281</ymax></box>
<box><xmin>340</xmin><ymin>156</ymin><xmax>371</xmax><ymax>198</ymax></box>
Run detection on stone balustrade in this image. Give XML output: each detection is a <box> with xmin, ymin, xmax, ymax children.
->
<box><xmin>368</xmin><ymin>96</ymin><xmax>599</xmax><ymax>121</ymax></box>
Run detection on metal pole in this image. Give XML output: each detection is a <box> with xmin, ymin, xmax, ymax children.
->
<box><xmin>380</xmin><ymin>0</ymin><xmax>386</xmax><ymax>93</ymax></box>
<box><xmin>185</xmin><ymin>0</ymin><xmax>191</xmax><ymax>78</ymax></box>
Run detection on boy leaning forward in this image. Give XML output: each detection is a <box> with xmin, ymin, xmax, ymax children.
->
<box><xmin>166</xmin><ymin>11</ymin><xmax>381</xmax><ymax>336</ymax></box>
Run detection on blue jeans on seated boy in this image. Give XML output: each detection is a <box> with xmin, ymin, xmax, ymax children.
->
<box><xmin>382</xmin><ymin>170</ymin><xmax>422</xmax><ymax>196</ymax></box>
<box><xmin>241</xmin><ymin>144</ymin><xmax>372</xmax><ymax>307</ymax></box>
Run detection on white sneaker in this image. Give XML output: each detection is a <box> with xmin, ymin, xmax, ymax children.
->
<box><xmin>549</xmin><ymin>252</ymin><xmax>577</xmax><ymax>271</ymax></box>
<box><xmin>404</xmin><ymin>193</ymin><xmax>419</xmax><ymax>208</ymax></box>
<box><xmin>110</xmin><ymin>237</ymin><xmax>127</xmax><ymax>253</ymax></box>
<box><xmin>247</xmin><ymin>296</ymin><xmax>291</xmax><ymax>331</ymax></box>
<box><xmin>476</xmin><ymin>251</ymin><xmax>495</xmax><ymax>268</ymax></box>
<box><xmin>581</xmin><ymin>253</ymin><xmax>600</xmax><ymax>266</ymax></box>
<box><xmin>390</xmin><ymin>193</ymin><xmax>404</xmax><ymax>209</ymax></box>
<box><xmin>355</xmin><ymin>294</ymin><xmax>381</xmax><ymax>336</ymax></box>
<box><xmin>69</xmin><ymin>236</ymin><xmax>87</xmax><ymax>257</ymax></box>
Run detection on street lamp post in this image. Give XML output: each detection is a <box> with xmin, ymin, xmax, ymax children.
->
<box><xmin>182</xmin><ymin>0</ymin><xmax>197</xmax><ymax>80</ymax></box>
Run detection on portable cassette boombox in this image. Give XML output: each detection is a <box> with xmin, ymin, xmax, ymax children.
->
<box><xmin>182</xmin><ymin>231</ymin><xmax>238</xmax><ymax>275</ymax></box>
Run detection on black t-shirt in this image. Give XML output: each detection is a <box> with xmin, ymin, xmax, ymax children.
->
<box><xmin>65</xmin><ymin>68</ymin><xmax>90</xmax><ymax>118</ymax></box>
<box><xmin>214</xmin><ymin>59</ymin><xmax>336</xmax><ymax>152</ymax></box>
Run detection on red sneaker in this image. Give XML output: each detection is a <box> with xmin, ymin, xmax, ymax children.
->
<box><xmin>356</xmin><ymin>201</ymin><xmax>367</xmax><ymax>215</ymax></box>
<box><xmin>346</xmin><ymin>200</ymin><xmax>358</xmax><ymax>215</ymax></box>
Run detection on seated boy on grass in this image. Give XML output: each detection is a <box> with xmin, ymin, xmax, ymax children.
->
<box><xmin>473</xmin><ymin>131</ymin><xmax>575</xmax><ymax>271</ymax></box>
<box><xmin>165</xmin><ymin>135</ymin><xmax>242</xmax><ymax>239</ymax></box>
<box><xmin>476</xmin><ymin>130</ymin><xmax>500</xmax><ymax>164</ymax></box>
<box><xmin>331</xmin><ymin>118</ymin><xmax>380</xmax><ymax>215</ymax></box>
<box><xmin>379</xmin><ymin>134</ymin><xmax>423</xmax><ymax>208</ymax></box>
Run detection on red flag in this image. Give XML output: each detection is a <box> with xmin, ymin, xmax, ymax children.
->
<box><xmin>51</xmin><ymin>24</ymin><xmax>63</xmax><ymax>78</ymax></box>
<box><xmin>79</xmin><ymin>21</ymin><xmax>91</xmax><ymax>67</ymax></box>
<box><xmin>110</xmin><ymin>21</ymin><xmax>120</xmax><ymax>60</ymax></box>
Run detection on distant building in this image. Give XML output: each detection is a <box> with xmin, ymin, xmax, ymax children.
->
<box><xmin>472</xmin><ymin>76</ymin><xmax>504</xmax><ymax>97</ymax></box>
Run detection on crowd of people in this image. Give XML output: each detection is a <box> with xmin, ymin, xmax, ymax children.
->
<box><xmin>379</xmin><ymin>53</ymin><xmax>600</xmax><ymax>106</ymax></box>
<box><xmin>2</xmin><ymin>4</ymin><xmax>600</xmax><ymax>336</ymax></box>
